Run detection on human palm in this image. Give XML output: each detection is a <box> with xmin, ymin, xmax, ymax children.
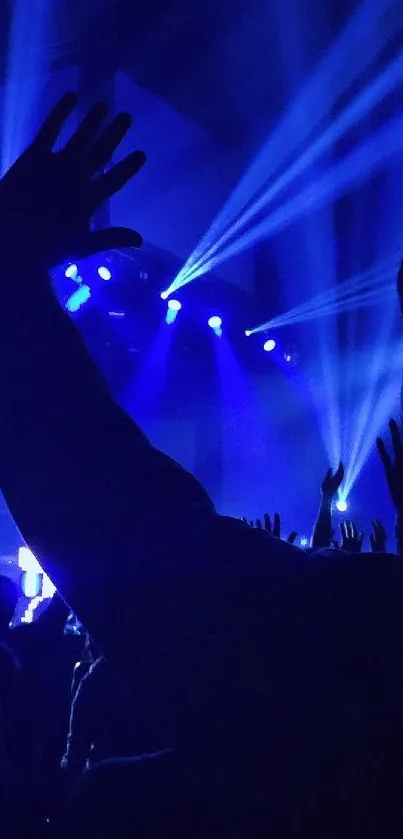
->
<box><xmin>0</xmin><ymin>93</ymin><xmax>145</xmax><ymax>268</ymax></box>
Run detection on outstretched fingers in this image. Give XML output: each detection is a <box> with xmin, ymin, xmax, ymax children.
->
<box><xmin>377</xmin><ymin>436</ymin><xmax>392</xmax><ymax>475</ymax></box>
<box><xmin>88</xmin><ymin>112</ymin><xmax>133</xmax><ymax>175</ymax></box>
<box><xmin>389</xmin><ymin>418</ymin><xmax>403</xmax><ymax>461</ymax></box>
<box><xmin>35</xmin><ymin>92</ymin><xmax>78</xmax><ymax>149</ymax></box>
<box><xmin>64</xmin><ymin>102</ymin><xmax>109</xmax><ymax>157</ymax></box>
<box><xmin>335</xmin><ymin>460</ymin><xmax>344</xmax><ymax>482</ymax></box>
<box><xmin>273</xmin><ymin>513</ymin><xmax>281</xmax><ymax>538</ymax></box>
<box><xmin>90</xmin><ymin>150</ymin><xmax>146</xmax><ymax>209</ymax></box>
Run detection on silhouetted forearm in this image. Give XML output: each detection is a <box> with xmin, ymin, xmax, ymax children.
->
<box><xmin>0</xmin><ymin>240</ymin><xmax>215</xmax><ymax>620</ymax></box>
<box><xmin>311</xmin><ymin>499</ymin><xmax>333</xmax><ymax>549</ymax></box>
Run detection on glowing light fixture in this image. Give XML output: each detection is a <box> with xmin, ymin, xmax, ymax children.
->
<box><xmin>165</xmin><ymin>299</ymin><xmax>182</xmax><ymax>325</ymax></box>
<box><xmin>263</xmin><ymin>338</ymin><xmax>276</xmax><ymax>352</ymax></box>
<box><xmin>21</xmin><ymin>570</ymin><xmax>41</xmax><ymax>598</ymax></box>
<box><xmin>66</xmin><ymin>284</ymin><xmax>91</xmax><ymax>313</ymax></box>
<box><xmin>336</xmin><ymin>499</ymin><xmax>348</xmax><ymax>513</ymax></box>
<box><xmin>65</xmin><ymin>264</ymin><xmax>78</xmax><ymax>279</ymax></box>
<box><xmin>98</xmin><ymin>266</ymin><xmax>111</xmax><ymax>281</ymax></box>
<box><xmin>208</xmin><ymin>315</ymin><xmax>223</xmax><ymax>337</ymax></box>
<box><xmin>208</xmin><ymin>316</ymin><xmax>222</xmax><ymax>330</ymax></box>
<box><xmin>168</xmin><ymin>299</ymin><xmax>182</xmax><ymax>312</ymax></box>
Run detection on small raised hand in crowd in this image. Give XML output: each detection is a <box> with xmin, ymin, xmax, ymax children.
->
<box><xmin>243</xmin><ymin>512</ymin><xmax>297</xmax><ymax>543</ymax></box>
<box><xmin>311</xmin><ymin>462</ymin><xmax>344</xmax><ymax>549</ymax></box>
<box><xmin>369</xmin><ymin>520</ymin><xmax>387</xmax><ymax>553</ymax></box>
<box><xmin>339</xmin><ymin>520</ymin><xmax>364</xmax><ymax>554</ymax></box>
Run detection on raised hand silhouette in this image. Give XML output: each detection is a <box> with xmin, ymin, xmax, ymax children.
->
<box><xmin>0</xmin><ymin>93</ymin><xmax>145</xmax><ymax>269</ymax></box>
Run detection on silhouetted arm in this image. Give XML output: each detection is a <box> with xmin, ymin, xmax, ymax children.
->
<box><xmin>62</xmin><ymin>668</ymin><xmax>95</xmax><ymax>777</ymax></box>
<box><xmin>311</xmin><ymin>464</ymin><xmax>344</xmax><ymax>549</ymax></box>
<box><xmin>311</xmin><ymin>498</ymin><xmax>333</xmax><ymax>550</ymax></box>
<box><xmin>0</xmin><ymin>241</ymin><xmax>216</xmax><ymax>661</ymax></box>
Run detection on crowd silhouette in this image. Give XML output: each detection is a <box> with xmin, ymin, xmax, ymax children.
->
<box><xmin>0</xmin><ymin>93</ymin><xmax>403</xmax><ymax>838</ymax></box>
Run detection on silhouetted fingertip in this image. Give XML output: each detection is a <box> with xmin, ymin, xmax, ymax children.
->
<box><xmin>134</xmin><ymin>150</ymin><xmax>146</xmax><ymax>166</ymax></box>
<box><xmin>124</xmin><ymin>229</ymin><xmax>143</xmax><ymax>249</ymax></box>
<box><xmin>61</xmin><ymin>91</ymin><xmax>78</xmax><ymax>107</ymax></box>
<box><xmin>116</xmin><ymin>111</ymin><xmax>133</xmax><ymax>127</ymax></box>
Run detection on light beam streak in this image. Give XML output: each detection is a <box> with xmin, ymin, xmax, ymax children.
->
<box><xmin>2</xmin><ymin>0</ymin><xmax>55</xmax><ymax>174</ymax></box>
<box><xmin>164</xmin><ymin>0</ymin><xmax>403</xmax><ymax>296</ymax></box>
<box><xmin>179</xmin><ymin>48</ymin><xmax>403</xmax><ymax>285</ymax></box>
<box><xmin>184</xmin><ymin>113</ymin><xmax>403</xmax><ymax>282</ymax></box>
<box><xmin>246</xmin><ymin>256</ymin><xmax>399</xmax><ymax>334</ymax></box>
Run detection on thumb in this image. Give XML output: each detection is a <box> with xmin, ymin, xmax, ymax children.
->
<box><xmin>79</xmin><ymin>226</ymin><xmax>143</xmax><ymax>257</ymax></box>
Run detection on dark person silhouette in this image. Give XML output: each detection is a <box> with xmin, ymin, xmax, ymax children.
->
<box><xmin>62</xmin><ymin>655</ymin><xmax>160</xmax><ymax>785</ymax></box>
<box><xmin>0</xmin><ymin>94</ymin><xmax>402</xmax><ymax>837</ymax></box>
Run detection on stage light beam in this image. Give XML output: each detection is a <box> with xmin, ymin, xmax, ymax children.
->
<box><xmin>165</xmin><ymin>0</ymin><xmax>403</xmax><ymax>295</ymax></box>
<box><xmin>263</xmin><ymin>339</ymin><xmax>276</xmax><ymax>352</ymax></box>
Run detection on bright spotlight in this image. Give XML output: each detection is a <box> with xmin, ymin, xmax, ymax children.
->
<box><xmin>168</xmin><ymin>299</ymin><xmax>182</xmax><ymax>312</ymax></box>
<box><xmin>245</xmin><ymin>329</ymin><xmax>252</xmax><ymax>337</ymax></box>
<box><xmin>65</xmin><ymin>264</ymin><xmax>78</xmax><ymax>279</ymax></box>
<box><xmin>263</xmin><ymin>338</ymin><xmax>276</xmax><ymax>352</ymax></box>
<box><xmin>208</xmin><ymin>315</ymin><xmax>223</xmax><ymax>337</ymax></box>
<box><xmin>165</xmin><ymin>298</ymin><xmax>182</xmax><ymax>325</ymax></box>
<box><xmin>66</xmin><ymin>284</ymin><xmax>91</xmax><ymax>313</ymax></box>
<box><xmin>98</xmin><ymin>266</ymin><xmax>111</xmax><ymax>281</ymax></box>
<box><xmin>21</xmin><ymin>570</ymin><xmax>41</xmax><ymax>599</ymax></box>
<box><xmin>160</xmin><ymin>290</ymin><xmax>169</xmax><ymax>300</ymax></box>
<box><xmin>208</xmin><ymin>316</ymin><xmax>222</xmax><ymax>330</ymax></box>
<box><xmin>336</xmin><ymin>499</ymin><xmax>348</xmax><ymax>513</ymax></box>
<box><xmin>300</xmin><ymin>536</ymin><xmax>308</xmax><ymax>548</ymax></box>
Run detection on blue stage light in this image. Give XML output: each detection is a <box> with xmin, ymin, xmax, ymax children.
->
<box><xmin>160</xmin><ymin>290</ymin><xmax>169</xmax><ymax>300</ymax></box>
<box><xmin>168</xmin><ymin>299</ymin><xmax>182</xmax><ymax>312</ymax></box>
<box><xmin>208</xmin><ymin>316</ymin><xmax>222</xmax><ymax>330</ymax></box>
<box><xmin>263</xmin><ymin>338</ymin><xmax>276</xmax><ymax>352</ymax></box>
<box><xmin>21</xmin><ymin>570</ymin><xmax>41</xmax><ymax>598</ymax></box>
<box><xmin>66</xmin><ymin>284</ymin><xmax>91</xmax><ymax>313</ymax></box>
<box><xmin>245</xmin><ymin>329</ymin><xmax>252</xmax><ymax>337</ymax></box>
<box><xmin>300</xmin><ymin>537</ymin><xmax>308</xmax><ymax>547</ymax></box>
<box><xmin>336</xmin><ymin>499</ymin><xmax>348</xmax><ymax>512</ymax></box>
<box><xmin>98</xmin><ymin>266</ymin><xmax>111</xmax><ymax>281</ymax></box>
<box><xmin>65</xmin><ymin>264</ymin><xmax>78</xmax><ymax>279</ymax></box>
<box><xmin>165</xmin><ymin>298</ymin><xmax>182</xmax><ymax>325</ymax></box>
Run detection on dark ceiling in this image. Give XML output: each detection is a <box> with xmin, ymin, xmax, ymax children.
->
<box><xmin>7</xmin><ymin>0</ymin><xmax>355</xmax><ymax>152</ymax></box>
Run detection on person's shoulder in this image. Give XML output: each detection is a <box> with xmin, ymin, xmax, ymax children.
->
<box><xmin>210</xmin><ymin>515</ymin><xmax>307</xmax><ymax>569</ymax></box>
